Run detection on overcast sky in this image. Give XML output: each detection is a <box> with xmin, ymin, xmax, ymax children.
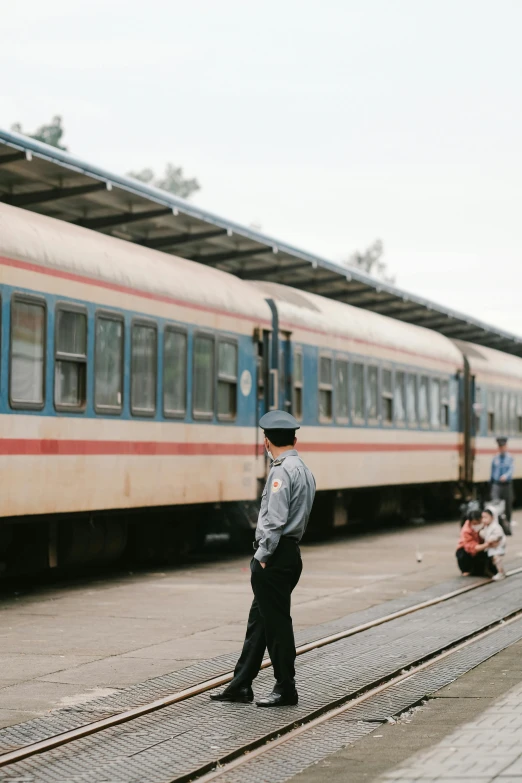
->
<box><xmin>2</xmin><ymin>0</ymin><xmax>522</xmax><ymax>335</ymax></box>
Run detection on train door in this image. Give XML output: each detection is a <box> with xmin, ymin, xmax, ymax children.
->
<box><xmin>459</xmin><ymin>358</ymin><xmax>474</xmax><ymax>486</ymax></box>
<box><xmin>279</xmin><ymin>333</ymin><xmax>292</xmax><ymax>412</ymax></box>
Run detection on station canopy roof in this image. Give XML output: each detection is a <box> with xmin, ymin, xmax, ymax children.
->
<box><xmin>1</xmin><ymin>127</ymin><xmax>521</xmax><ymax>357</ymax></box>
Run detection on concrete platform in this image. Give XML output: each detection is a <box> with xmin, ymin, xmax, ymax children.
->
<box><xmin>0</xmin><ymin>517</ymin><xmax>478</xmax><ymax>727</ymax></box>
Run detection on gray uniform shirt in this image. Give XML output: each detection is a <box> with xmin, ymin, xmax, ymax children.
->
<box><xmin>254</xmin><ymin>449</ymin><xmax>316</xmax><ymax>563</ymax></box>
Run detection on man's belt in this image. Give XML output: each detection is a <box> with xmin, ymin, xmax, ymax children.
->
<box><xmin>253</xmin><ymin>537</ymin><xmax>298</xmax><ymax>551</ymax></box>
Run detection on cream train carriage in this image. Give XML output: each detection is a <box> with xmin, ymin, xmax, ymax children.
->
<box><xmin>254</xmin><ymin>282</ymin><xmax>465</xmax><ymax>523</ymax></box>
<box><xmin>455</xmin><ymin>340</ymin><xmax>522</xmax><ymax>488</ymax></box>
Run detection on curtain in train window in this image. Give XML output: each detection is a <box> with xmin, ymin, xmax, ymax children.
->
<box><xmin>10</xmin><ymin>299</ymin><xmax>46</xmax><ymax>407</ymax></box>
<box><xmin>518</xmin><ymin>396</ymin><xmax>522</xmax><ymax>435</ymax></box>
<box><xmin>352</xmin><ymin>363</ymin><xmax>365</xmax><ymax>421</ymax></box>
<box><xmin>419</xmin><ymin>376</ymin><xmax>430</xmax><ymax>425</ymax></box>
<box><xmin>193</xmin><ymin>334</ymin><xmax>214</xmax><ymax>416</ymax></box>
<box><xmin>382</xmin><ymin>369</ymin><xmax>393</xmax><ymax>424</ymax></box>
<box><xmin>501</xmin><ymin>391</ymin><xmax>509</xmax><ymax>434</ymax></box>
<box><xmin>95</xmin><ymin>316</ymin><xmax>123</xmax><ymax>411</ymax></box>
<box><xmin>441</xmin><ymin>380</ymin><xmax>450</xmax><ymax>428</ymax></box>
<box><xmin>319</xmin><ymin>356</ymin><xmax>333</xmax><ymax>421</ymax></box>
<box><xmin>335</xmin><ymin>359</ymin><xmax>349</xmax><ymax>422</ymax></box>
<box><xmin>430</xmin><ymin>379</ymin><xmax>441</xmax><ymax>428</ymax></box>
<box><xmin>217</xmin><ymin>340</ymin><xmax>238</xmax><ymax>419</ymax></box>
<box><xmin>395</xmin><ymin>371</ymin><xmax>406</xmax><ymax>424</ymax></box>
<box><xmin>131</xmin><ymin>323</ymin><xmax>157</xmax><ymax>415</ymax></box>
<box><xmin>164</xmin><ymin>328</ymin><xmax>187</xmax><ymax>416</ymax></box>
<box><xmin>55</xmin><ymin>308</ymin><xmax>87</xmax><ymax>409</ymax></box>
<box><xmin>508</xmin><ymin>393</ymin><xmax>517</xmax><ymax>434</ymax></box>
<box><xmin>487</xmin><ymin>389</ymin><xmax>495</xmax><ymax>434</ymax></box>
<box><xmin>406</xmin><ymin>374</ymin><xmax>417</xmax><ymax>426</ymax></box>
<box><xmin>367</xmin><ymin>365</ymin><xmax>378</xmax><ymax>421</ymax></box>
<box><xmin>293</xmin><ymin>349</ymin><xmax>303</xmax><ymax>420</ymax></box>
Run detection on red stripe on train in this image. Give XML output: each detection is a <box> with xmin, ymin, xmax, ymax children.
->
<box><xmin>0</xmin><ymin>438</ymin><xmax>459</xmax><ymax>456</ymax></box>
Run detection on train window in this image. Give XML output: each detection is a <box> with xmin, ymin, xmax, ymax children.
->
<box><xmin>352</xmin><ymin>363</ymin><xmax>365</xmax><ymax>422</ymax></box>
<box><xmin>441</xmin><ymin>380</ymin><xmax>450</xmax><ymax>428</ymax></box>
<box><xmin>509</xmin><ymin>393</ymin><xmax>517</xmax><ymax>434</ymax></box>
<box><xmin>488</xmin><ymin>390</ymin><xmax>495</xmax><ymax>434</ymax></box>
<box><xmin>382</xmin><ymin>369</ymin><xmax>393</xmax><ymax>424</ymax></box>
<box><xmin>54</xmin><ymin>307</ymin><xmax>87</xmax><ymax>411</ymax></box>
<box><xmin>193</xmin><ymin>334</ymin><xmax>214</xmax><ymax>418</ymax></box>
<box><xmin>95</xmin><ymin>314</ymin><xmax>124</xmax><ymax>413</ymax></box>
<box><xmin>335</xmin><ymin>359</ymin><xmax>349</xmax><ymax>423</ymax></box>
<box><xmin>163</xmin><ymin>328</ymin><xmax>187</xmax><ymax>417</ymax></box>
<box><xmin>131</xmin><ymin>322</ymin><xmax>157</xmax><ymax>416</ymax></box>
<box><xmin>501</xmin><ymin>391</ymin><xmax>508</xmax><ymax>434</ymax></box>
<box><xmin>10</xmin><ymin>297</ymin><xmax>46</xmax><ymax>409</ymax></box>
<box><xmin>217</xmin><ymin>339</ymin><xmax>238</xmax><ymax>420</ymax></box>
<box><xmin>419</xmin><ymin>376</ymin><xmax>430</xmax><ymax>426</ymax></box>
<box><xmin>367</xmin><ymin>365</ymin><xmax>379</xmax><ymax>421</ymax></box>
<box><xmin>395</xmin><ymin>371</ymin><xmax>406</xmax><ymax>425</ymax></box>
<box><xmin>406</xmin><ymin>374</ymin><xmax>417</xmax><ymax>426</ymax></box>
<box><xmin>293</xmin><ymin>349</ymin><xmax>303</xmax><ymax>420</ymax></box>
<box><xmin>430</xmin><ymin>379</ymin><xmax>441</xmax><ymax>428</ymax></box>
<box><xmin>319</xmin><ymin>355</ymin><xmax>333</xmax><ymax>421</ymax></box>
<box><xmin>495</xmin><ymin>391</ymin><xmax>503</xmax><ymax>433</ymax></box>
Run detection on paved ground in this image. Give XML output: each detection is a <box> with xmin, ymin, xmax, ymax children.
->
<box><xmin>294</xmin><ymin>638</ymin><xmax>522</xmax><ymax>783</ymax></box>
<box><xmin>0</xmin><ymin>517</ymin><xmax>488</xmax><ymax>729</ymax></box>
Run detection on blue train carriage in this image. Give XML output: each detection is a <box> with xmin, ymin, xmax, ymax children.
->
<box><xmin>253</xmin><ymin>281</ymin><xmax>465</xmax><ymax>525</ymax></box>
<box><xmin>0</xmin><ymin>203</ymin><xmax>273</xmax><ymax>570</ymax></box>
<box><xmin>455</xmin><ymin>340</ymin><xmax>522</xmax><ymax>498</ymax></box>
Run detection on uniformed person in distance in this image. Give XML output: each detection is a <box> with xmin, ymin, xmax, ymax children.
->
<box><xmin>491</xmin><ymin>437</ymin><xmax>514</xmax><ymax>535</ymax></box>
<box><xmin>211</xmin><ymin>410</ymin><xmax>316</xmax><ymax>707</ymax></box>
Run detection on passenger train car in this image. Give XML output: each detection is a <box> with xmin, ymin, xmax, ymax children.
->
<box><xmin>0</xmin><ymin>202</ymin><xmax>521</xmax><ymax>572</ymax></box>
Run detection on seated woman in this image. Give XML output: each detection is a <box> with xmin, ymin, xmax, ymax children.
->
<box><xmin>456</xmin><ymin>509</ymin><xmax>497</xmax><ymax>577</ymax></box>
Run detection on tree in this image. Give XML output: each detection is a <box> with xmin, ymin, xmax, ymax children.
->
<box><xmin>344</xmin><ymin>239</ymin><xmax>395</xmax><ymax>285</ymax></box>
<box><xmin>127</xmin><ymin>163</ymin><xmax>200</xmax><ymax>199</ymax></box>
<box><xmin>11</xmin><ymin>115</ymin><xmax>67</xmax><ymax>150</ymax></box>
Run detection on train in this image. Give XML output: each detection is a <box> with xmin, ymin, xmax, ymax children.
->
<box><xmin>0</xmin><ymin>202</ymin><xmax>520</xmax><ymax>573</ymax></box>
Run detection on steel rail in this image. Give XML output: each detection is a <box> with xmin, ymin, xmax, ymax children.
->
<box><xmin>196</xmin><ymin>609</ymin><xmax>522</xmax><ymax>782</ymax></box>
<box><xmin>1</xmin><ymin>566</ymin><xmax>520</xmax><ymax>769</ymax></box>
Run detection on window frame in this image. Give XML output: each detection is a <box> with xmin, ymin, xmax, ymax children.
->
<box><xmin>94</xmin><ymin>310</ymin><xmax>125</xmax><ymax>415</ymax></box>
<box><xmin>163</xmin><ymin>324</ymin><xmax>188</xmax><ymax>419</ymax></box>
<box><xmin>292</xmin><ymin>346</ymin><xmax>304</xmax><ymax>421</ymax></box>
<box><xmin>334</xmin><ymin>356</ymin><xmax>350</xmax><ymax>425</ymax></box>
<box><xmin>192</xmin><ymin>330</ymin><xmax>215</xmax><ymax>421</ymax></box>
<box><xmin>53</xmin><ymin>302</ymin><xmax>88</xmax><ymax>413</ymax></box>
<box><xmin>9</xmin><ymin>293</ymin><xmax>47</xmax><ymax>411</ymax></box>
<box><xmin>216</xmin><ymin>336</ymin><xmax>238</xmax><ymax>422</ymax></box>
<box><xmin>130</xmin><ymin>317</ymin><xmax>158</xmax><ymax>418</ymax></box>
<box><xmin>318</xmin><ymin>352</ymin><xmax>334</xmax><ymax>423</ymax></box>
<box><xmin>381</xmin><ymin>365</ymin><xmax>394</xmax><ymax>426</ymax></box>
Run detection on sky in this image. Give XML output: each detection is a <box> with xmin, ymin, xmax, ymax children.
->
<box><xmin>2</xmin><ymin>0</ymin><xmax>522</xmax><ymax>335</ymax></box>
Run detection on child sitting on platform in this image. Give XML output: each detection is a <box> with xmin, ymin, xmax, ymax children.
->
<box><xmin>480</xmin><ymin>508</ymin><xmax>506</xmax><ymax>580</ymax></box>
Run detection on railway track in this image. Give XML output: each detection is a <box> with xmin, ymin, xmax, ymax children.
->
<box><xmin>2</xmin><ymin>567</ymin><xmax>522</xmax><ymax>782</ymax></box>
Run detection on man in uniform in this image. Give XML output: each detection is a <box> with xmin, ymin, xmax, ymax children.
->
<box><xmin>211</xmin><ymin>410</ymin><xmax>316</xmax><ymax>707</ymax></box>
<box><xmin>491</xmin><ymin>437</ymin><xmax>514</xmax><ymax>535</ymax></box>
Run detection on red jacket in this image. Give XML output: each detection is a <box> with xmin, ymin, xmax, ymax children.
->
<box><xmin>457</xmin><ymin>520</ymin><xmax>481</xmax><ymax>554</ymax></box>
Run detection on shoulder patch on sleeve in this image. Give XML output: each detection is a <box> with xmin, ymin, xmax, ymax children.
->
<box><xmin>271</xmin><ymin>478</ymin><xmax>283</xmax><ymax>493</ymax></box>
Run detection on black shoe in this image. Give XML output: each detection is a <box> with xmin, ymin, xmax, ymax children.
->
<box><xmin>256</xmin><ymin>690</ymin><xmax>298</xmax><ymax>707</ymax></box>
<box><xmin>210</xmin><ymin>686</ymin><xmax>253</xmax><ymax>703</ymax></box>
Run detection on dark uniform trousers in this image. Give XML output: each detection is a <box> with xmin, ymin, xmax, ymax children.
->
<box><xmin>491</xmin><ymin>481</ymin><xmax>514</xmax><ymax>523</ymax></box>
<box><xmin>230</xmin><ymin>538</ymin><xmax>302</xmax><ymax>694</ymax></box>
